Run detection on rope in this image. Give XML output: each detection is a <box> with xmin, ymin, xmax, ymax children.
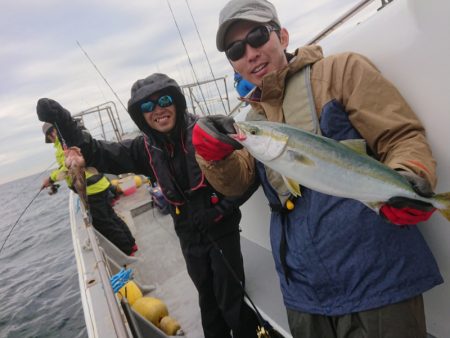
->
<box><xmin>110</xmin><ymin>267</ymin><xmax>133</xmax><ymax>293</ymax></box>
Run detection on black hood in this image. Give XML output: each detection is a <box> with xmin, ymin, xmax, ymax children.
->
<box><xmin>127</xmin><ymin>73</ymin><xmax>187</xmax><ymax>141</ymax></box>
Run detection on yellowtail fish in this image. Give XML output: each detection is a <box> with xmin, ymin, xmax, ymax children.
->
<box><xmin>233</xmin><ymin>121</ymin><xmax>450</xmax><ymax>221</ymax></box>
<box><xmin>64</xmin><ymin>147</ymin><xmax>89</xmax><ymax>211</ymax></box>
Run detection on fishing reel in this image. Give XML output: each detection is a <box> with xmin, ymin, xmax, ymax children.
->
<box><xmin>257</xmin><ymin>326</ymin><xmax>271</xmax><ymax>338</ymax></box>
<box><xmin>48</xmin><ymin>183</ymin><xmax>60</xmax><ymax>195</ymax></box>
<box><xmin>257</xmin><ymin>325</ymin><xmax>285</xmax><ymax>338</ymax></box>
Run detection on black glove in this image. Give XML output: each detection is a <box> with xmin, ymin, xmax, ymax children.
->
<box><xmin>385</xmin><ymin>170</ymin><xmax>435</xmax><ymax>210</ymax></box>
<box><xmin>193</xmin><ymin>115</ymin><xmax>243</xmax><ymax>161</ymax></box>
<box><xmin>192</xmin><ymin>207</ymin><xmax>224</xmax><ymax>233</ymax></box>
<box><xmin>380</xmin><ymin>170</ymin><xmax>436</xmax><ymax>225</ymax></box>
<box><xmin>37</xmin><ymin>98</ymin><xmax>84</xmax><ymax>147</ymax></box>
<box><xmin>36</xmin><ymin>98</ymin><xmax>72</xmax><ymax>124</ymax></box>
<box><xmin>398</xmin><ymin>170</ymin><xmax>434</xmax><ymax>198</ymax></box>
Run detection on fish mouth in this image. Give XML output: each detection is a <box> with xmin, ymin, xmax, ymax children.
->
<box><xmin>230</xmin><ymin>123</ymin><xmax>247</xmax><ymax>141</ymax></box>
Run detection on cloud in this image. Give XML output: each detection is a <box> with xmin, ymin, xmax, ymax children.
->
<box><xmin>0</xmin><ymin>0</ymin><xmax>363</xmax><ymax>185</ymax></box>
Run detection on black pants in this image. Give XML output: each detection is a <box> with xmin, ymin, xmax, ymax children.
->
<box><xmin>181</xmin><ymin>232</ymin><xmax>260</xmax><ymax>338</ymax></box>
<box><xmin>88</xmin><ymin>190</ymin><xmax>135</xmax><ymax>255</ymax></box>
<box><xmin>287</xmin><ymin>295</ymin><xmax>426</xmax><ymax>338</ymax></box>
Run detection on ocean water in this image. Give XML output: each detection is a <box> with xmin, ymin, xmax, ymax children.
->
<box><xmin>0</xmin><ymin>172</ymin><xmax>87</xmax><ymax>338</ymax></box>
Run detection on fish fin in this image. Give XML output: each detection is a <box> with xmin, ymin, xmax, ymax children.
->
<box><xmin>288</xmin><ymin>150</ymin><xmax>315</xmax><ymax>166</ymax></box>
<box><xmin>282</xmin><ymin>176</ymin><xmax>302</xmax><ymax>197</ymax></box>
<box><xmin>434</xmin><ymin>192</ymin><xmax>450</xmax><ymax>222</ymax></box>
<box><xmin>340</xmin><ymin>139</ymin><xmax>367</xmax><ymax>155</ymax></box>
<box><xmin>363</xmin><ymin>201</ymin><xmax>383</xmax><ymax>213</ymax></box>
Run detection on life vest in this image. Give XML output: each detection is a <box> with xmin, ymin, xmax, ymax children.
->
<box><xmin>143</xmin><ymin>114</ymin><xmax>206</xmax><ymax>207</ymax></box>
<box><xmin>247</xmin><ymin>65</ymin><xmax>318</xmax><ymax>205</ymax></box>
<box><xmin>143</xmin><ymin>114</ymin><xmax>242</xmax><ymax>242</ymax></box>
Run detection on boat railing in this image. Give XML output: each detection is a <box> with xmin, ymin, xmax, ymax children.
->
<box><xmin>181</xmin><ymin>76</ymin><xmax>232</xmax><ymax>117</ymax></box>
<box><xmin>306</xmin><ymin>0</ymin><xmax>393</xmax><ymax>45</ymax></box>
<box><xmin>73</xmin><ymin>101</ymin><xmax>125</xmax><ymax>142</ymax></box>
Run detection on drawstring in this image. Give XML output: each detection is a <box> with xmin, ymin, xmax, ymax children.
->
<box><xmin>279</xmin><ymin>212</ymin><xmax>290</xmax><ymax>285</ymax></box>
<box><xmin>269</xmin><ymin>196</ymin><xmax>298</xmax><ymax>285</ymax></box>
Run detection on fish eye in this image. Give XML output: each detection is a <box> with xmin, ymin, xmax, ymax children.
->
<box><xmin>249</xmin><ymin>127</ymin><xmax>258</xmax><ymax>135</ymax></box>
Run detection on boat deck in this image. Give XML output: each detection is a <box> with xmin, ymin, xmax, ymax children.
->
<box><xmin>72</xmin><ymin>183</ymin><xmax>290</xmax><ymax>337</ymax></box>
<box><xmin>114</xmin><ymin>186</ymin><xmax>204</xmax><ymax>337</ymax></box>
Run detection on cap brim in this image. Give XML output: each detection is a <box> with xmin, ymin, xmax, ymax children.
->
<box><xmin>216</xmin><ymin>16</ymin><xmax>272</xmax><ymax>52</ymax></box>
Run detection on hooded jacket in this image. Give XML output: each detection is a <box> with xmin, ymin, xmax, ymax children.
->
<box><xmin>58</xmin><ymin>73</ymin><xmax>254</xmax><ymax>242</ymax></box>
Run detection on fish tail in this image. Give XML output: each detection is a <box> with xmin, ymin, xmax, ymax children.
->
<box><xmin>434</xmin><ymin>192</ymin><xmax>450</xmax><ymax>222</ymax></box>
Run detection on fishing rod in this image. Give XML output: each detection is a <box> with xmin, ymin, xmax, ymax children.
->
<box><xmin>0</xmin><ymin>159</ymin><xmax>58</xmax><ymax>256</ymax></box>
<box><xmin>204</xmin><ymin>232</ymin><xmax>283</xmax><ymax>338</ymax></box>
<box><xmin>76</xmin><ymin>40</ymin><xmax>128</xmax><ymax>113</ymax></box>
<box><xmin>184</xmin><ymin>0</ymin><xmax>228</xmax><ymax>115</ymax></box>
<box><xmin>166</xmin><ymin>0</ymin><xmax>212</xmax><ymax>116</ymax></box>
<box><xmin>0</xmin><ymin>187</ymin><xmax>44</xmax><ymax>255</ymax></box>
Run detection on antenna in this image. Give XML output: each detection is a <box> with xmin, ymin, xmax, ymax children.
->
<box><xmin>76</xmin><ymin>40</ymin><xmax>128</xmax><ymax>113</ymax></box>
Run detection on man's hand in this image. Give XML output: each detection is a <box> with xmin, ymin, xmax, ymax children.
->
<box><xmin>192</xmin><ymin>207</ymin><xmax>224</xmax><ymax>233</ymax></box>
<box><xmin>64</xmin><ymin>147</ymin><xmax>86</xmax><ymax>169</ymax></box>
<box><xmin>193</xmin><ymin>115</ymin><xmax>243</xmax><ymax>161</ymax></box>
<box><xmin>41</xmin><ymin>177</ymin><xmax>53</xmax><ymax>189</ymax></box>
<box><xmin>380</xmin><ymin>170</ymin><xmax>436</xmax><ymax>225</ymax></box>
<box><xmin>36</xmin><ymin>98</ymin><xmax>72</xmax><ymax>124</ymax></box>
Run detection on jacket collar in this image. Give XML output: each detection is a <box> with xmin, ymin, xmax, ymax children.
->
<box><xmin>246</xmin><ymin>45</ymin><xmax>324</xmax><ymax>122</ymax></box>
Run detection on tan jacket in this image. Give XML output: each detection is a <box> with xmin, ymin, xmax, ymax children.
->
<box><xmin>197</xmin><ymin>45</ymin><xmax>436</xmax><ymax>196</ymax></box>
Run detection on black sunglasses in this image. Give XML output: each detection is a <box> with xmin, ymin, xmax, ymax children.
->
<box><xmin>225</xmin><ymin>25</ymin><xmax>279</xmax><ymax>61</ymax></box>
<box><xmin>140</xmin><ymin>95</ymin><xmax>174</xmax><ymax>113</ymax></box>
<box><xmin>46</xmin><ymin>127</ymin><xmax>55</xmax><ymax>136</ymax></box>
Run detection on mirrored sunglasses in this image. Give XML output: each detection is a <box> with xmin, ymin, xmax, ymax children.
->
<box><xmin>225</xmin><ymin>25</ymin><xmax>279</xmax><ymax>62</ymax></box>
<box><xmin>140</xmin><ymin>95</ymin><xmax>174</xmax><ymax>113</ymax></box>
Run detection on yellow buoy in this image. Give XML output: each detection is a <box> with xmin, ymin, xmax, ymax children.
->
<box><xmin>160</xmin><ymin>316</ymin><xmax>181</xmax><ymax>335</ymax></box>
<box><xmin>132</xmin><ymin>297</ymin><xmax>169</xmax><ymax>326</ymax></box>
<box><xmin>117</xmin><ymin>280</ymin><xmax>143</xmax><ymax>305</ymax></box>
<box><xmin>134</xmin><ymin>175</ymin><xmax>143</xmax><ymax>188</ymax></box>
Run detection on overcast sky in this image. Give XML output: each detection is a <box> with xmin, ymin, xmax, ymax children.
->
<box><xmin>0</xmin><ymin>0</ymin><xmax>362</xmax><ymax>185</ymax></box>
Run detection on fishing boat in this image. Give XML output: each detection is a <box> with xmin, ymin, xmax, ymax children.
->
<box><xmin>68</xmin><ymin>0</ymin><xmax>450</xmax><ymax>337</ymax></box>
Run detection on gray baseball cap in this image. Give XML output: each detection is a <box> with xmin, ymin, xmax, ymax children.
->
<box><xmin>42</xmin><ymin>122</ymin><xmax>54</xmax><ymax>143</ymax></box>
<box><xmin>216</xmin><ymin>0</ymin><xmax>280</xmax><ymax>52</ymax></box>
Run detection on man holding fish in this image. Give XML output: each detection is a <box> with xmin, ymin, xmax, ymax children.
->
<box><xmin>192</xmin><ymin>0</ymin><xmax>445</xmax><ymax>337</ymax></box>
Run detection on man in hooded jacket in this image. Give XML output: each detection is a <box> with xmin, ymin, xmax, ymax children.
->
<box><xmin>36</xmin><ymin>73</ymin><xmax>260</xmax><ymax>338</ymax></box>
